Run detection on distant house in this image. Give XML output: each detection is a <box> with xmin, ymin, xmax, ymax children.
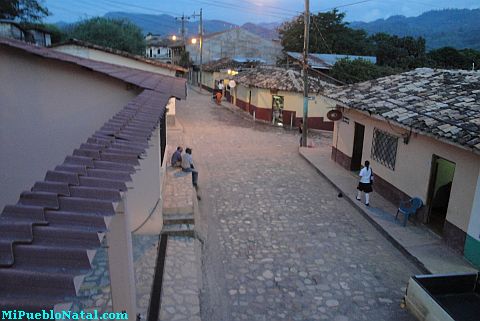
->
<box><xmin>287</xmin><ymin>52</ymin><xmax>377</xmax><ymax>71</ymax></box>
<box><xmin>0</xmin><ymin>20</ymin><xmax>52</xmax><ymax>46</ymax></box>
<box><xmin>53</xmin><ymin>39</ymin><xmax>187</xmax><ymax>77</ymax></box>
<box><xmin>232</xmin><ymin>67</ymin><xmax>337</xmax><ymax>130</ymax></box>
<box><xmin>323</xmin><ymin>68</ymin><xmax>480</xmax><ymax>268</ymax></box>
<box><xmin>144</xmin><ymin>33</ymin><xmax>180</xmax><ymax>64</ymax></box>
<box><xmin>0</xmin><ymin>38</ymin><xmax>186</xmax><ymax>316</ymax></box>
<box><xmin>0</xmin><ymin>19</ymin><xmax>26</xmax><ymax>41</ymax></box>
<box><xmin>199</xmin><ymin>57</ymin><xmax>258</xmax><ymax>91</ymax></box>
<box><xmin>186</xmin><ymin>27</ymin><xmax>282</xmax><ymax>66</ymax></box>
<box><xmin>24</xmin><ymin>25</ymin><xmax>52</xmax><ymax>47</ymax></box>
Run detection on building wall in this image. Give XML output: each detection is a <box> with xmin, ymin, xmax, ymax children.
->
<box><xmin>332</xmin><ymin>108</ymin><xmax>480</xmax><ymax>251</ymax></box>
<box><xmin>54</xmin><ymin>45</ymin><xmax>177</xmax><ymax>77</ymax></box>
<box><xmin>0</xmin><ymin>46</ymin><xmax>141</xmax><ymax>210</ymax></box>
<box><xmin>186</xmin><ymin>28</ymin><xmax>281</xmax><ymax>65</ymax></box>
<box><xmin>201</xmin><ymin>71</ymin><xmax>215</xmax><ymax>90</ymax></box>
<box><xmin>0</xmin><ymin>23</ymin><xmax>24</xmax><ymax>40</ymax></box>
<box><xmin>465</xmin><ymin>174</ymin><xmax>480</xmax><ymax>267</ymax></box>
<box><xmin>145</xmin><ymin>46</ymin><xmax>172</xmax><ymax>61</ymax></box>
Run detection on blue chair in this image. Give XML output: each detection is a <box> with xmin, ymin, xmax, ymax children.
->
<box><xmin>396</xmin><ymin>197</ymin><xmax>423</xmax><ymax>226</ymax></box>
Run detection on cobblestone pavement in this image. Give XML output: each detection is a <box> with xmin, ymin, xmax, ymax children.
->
<box><xmin>159</xmin><ymin>236</ymin><xmax>201</xmax><ymax>321</ymax></box>
<box><xmin>177</xmin><ymin>89</ymin><xmax>420</xmax><ymax>321</ymax></box>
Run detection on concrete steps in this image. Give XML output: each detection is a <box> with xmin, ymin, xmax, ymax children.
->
<box><xmin>164</xmin><ymin>213</ymin><xmax>194</xmax><ymax>225</ymax></box>
<box><xmin>162</xmin><ymin>224</ymin><xmax>194</xmax><ymax>237</ymax></box>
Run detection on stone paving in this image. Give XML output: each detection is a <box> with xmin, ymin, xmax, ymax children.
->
<box><xmin>159</xmin><ymin>236</ymin><xmax>201</xmax><ymax>321</ymax></box>
<box><xmin>73</xmin><ymin>244</ymin><xmax>112</xmax><ymax>313</ymax></box>
<box><xmin>133</xmin><ymin>234</ymin><xmax>160</xmax><ymax>319</ymax></box>
<box><xmin>177</xmin><ymin>88</ymin><xmax>421</xmax><ymax>321</ymax></box>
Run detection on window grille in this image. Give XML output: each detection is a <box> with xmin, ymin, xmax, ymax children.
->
<box><xmin>371</xmin><ymin>128</ymin><xmax>398</xmax><ymax>170</ymax></box>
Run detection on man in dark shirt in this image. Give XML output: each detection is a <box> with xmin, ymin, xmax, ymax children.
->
<box><xmin>171</xmin><ymin>146</ymin><xmax>183</xmax><ymax>167</ymax></box>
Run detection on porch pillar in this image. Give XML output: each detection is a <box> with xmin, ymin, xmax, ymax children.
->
<box><xmin>106</xmin><ymin>199</ymin><xmax>137</xmax><ymax>321</ymax></box>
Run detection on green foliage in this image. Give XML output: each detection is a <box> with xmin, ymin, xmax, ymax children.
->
<box><xmin>40</xmin><ymin>23</ymin><xmax>65</xmax><ymax>44</ymax></box>
<box><xmin>427</xmin><ymin>47</ymin><xmax>480</xmax><ymax>70</ymax></box>
<box><xmin>0</xmin><ymin>0</ymin><xmax>49</xmax><ymax>22</ymax></box>
<box><xmin>370</xmin><ymin>33</ymin><xmax>427</xmax><ymax>69</ymax></box>
<box><xmin>278</xmin><ymin>9</ymin><xmax>374</xmax><ymax>56</ymax></box>
<box><xmin>67</xmin><ymin>17</ymin><xmax>145</xmax><ymax>55</ymax></box>
<box><xmin>178</xmin><ymin>51</ymin><xmax>192</xmax><ymax>69</ymax></box>
<box><xmin>330</xmin><ymin>59</ymin><xmax>400</xmax><ymax>84</ymax></box>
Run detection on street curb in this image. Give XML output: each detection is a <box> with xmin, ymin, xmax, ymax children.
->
<box><xmin>299</xmin><ymin>150</ymin><xmax>430</xmax><ymax>275</ymax></box>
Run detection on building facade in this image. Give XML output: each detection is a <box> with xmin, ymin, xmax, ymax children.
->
<box><xmin>231</xmin><ymin>67</ymin><xmax>336</xmax><ymax>130</ymax></box>
<box><xmin>0</xmin><ymin>38</ymin><xmax>186</xmax><ymax>315</ymax></box>
<box><xmin>325</xmin><ymin>68</ymin><xmax>480</xmax><ymax>268</ymax></box>
<box><xmin>186</xmin><ymin>27</ymin><xmax>281</xmax><ymax>65</ymax></box>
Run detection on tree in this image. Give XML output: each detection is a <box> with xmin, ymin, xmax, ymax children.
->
<box><xmin>178</xmin><ymin>51</ymin><xmax>192</xmax><ymax>69</ymax></box>
<box><xmin>330</xmin><ymin>58</ymin><xmax>400</xmax><ymax>84</ymax></box>
<box><xmin>67</xmin><ymin>17</ymin><xmax>145</xmax><ymax>55</ymax></box>
<box><xmin>427</xmin><ymin>47</ymin><xmax>480</xmax><ymax>70</ymax></box>
<box><xmin>370</xmin><ymin>33</ymin><xmax>427</xmax><ymax>70</ymax></box>
<box><xmin>278</xmin><ymin>9</ymin><xmax>374</xmax><ymax>56</ymax></box>
<box><xmin>0</xmin><ymin>0</ymin><xmax>49</xmax><ymax>22</ymax></box>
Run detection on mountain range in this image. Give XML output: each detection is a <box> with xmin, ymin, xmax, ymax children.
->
<box><xmin>350</xmin><ymin>9</ymin><xmax>480</xmax><ymax>50</ymax></box>
<box><xmin>89</xmin><ymin>9</ymin><xmax>479</xmax><ymax>50</ymax></box>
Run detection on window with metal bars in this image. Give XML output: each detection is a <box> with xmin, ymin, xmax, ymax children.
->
<box><xmin>371</xmin><ymin>128</ymin><xmax>398</xmax><ymax>170</ymax></box>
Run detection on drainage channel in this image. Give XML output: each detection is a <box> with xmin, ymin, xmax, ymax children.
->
<box><xmin>147</xmin><ymin>234</ymin><xmax>168</xmax><ymax>321</ymax></box>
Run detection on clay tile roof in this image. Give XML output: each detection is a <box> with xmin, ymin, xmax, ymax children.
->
<box><xmin>0</xmin><ymin>90</ymin><xmax>172</xmax><ymax>311</ymax></box>
<box><xmin>0</xmin><ymin>37</ymin><xmax>187</xmax><ymax>99</ymax></box>
<box><xmin>324</xmin><ymin>68</ymin><xmax>480</xmax><ymax>154</ymax></box>
<box><xmin>53</xmin><ymin>38</ymin><xmax>187</xmax><ymax>73</ymax></box>
<box><xmin>234</xmin><ymin>66</ymin><xmax>338</xmax><ymax>93</ymax></box>
<box><xmin>202</xmin><ymin>57</ymin><xmax>259</xmax><ymax>72</ymax></box>
<box><xmin>0</xmin><ymin>39</ymin><xmax>186</xmax><ymax>310</ymax></box>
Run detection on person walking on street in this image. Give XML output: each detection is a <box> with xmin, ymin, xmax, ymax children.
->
<box><xmin>356</xmin><ymin>160</ymin><xmax>373</xmax><ymax>206</ymax></box>
<box><xmin>181</xmin><ymin>147</ymin><xmax>199</xmax><ymax>188</ymax></box>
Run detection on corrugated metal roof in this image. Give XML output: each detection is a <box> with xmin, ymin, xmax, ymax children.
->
<box><xmin>287</xmin><ymin>52</ymin><xmax>377</xmax><ymax>69</ymax></box>
<box><xmin>0</xmin><ymin>37</ymin><xmax>187</xmax><ymax>99</ymax></box>
<box><xmin>0</xmin><ymin>39</ymin><xmax>186</xmax><ymax>310</ymax></box>
<box><xmin>324</xmin><ymin>68</ymin><xmax>480</xmax><ymax>154</ymax></box>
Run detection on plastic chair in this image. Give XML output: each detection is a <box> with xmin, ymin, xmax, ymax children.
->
<box><xmin>396</xmin><ymin>197</ymin><xmax>423</xmax><ymax>226</ymax></box>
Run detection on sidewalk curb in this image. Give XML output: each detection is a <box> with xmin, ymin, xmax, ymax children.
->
<box><xmin>299</xmin><ymin>149</ymin><xmax>430</xmax><ymax>275</ymax></box>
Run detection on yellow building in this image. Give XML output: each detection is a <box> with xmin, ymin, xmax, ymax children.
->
<box><xmin>232</xmin><ymin>67</ymin><xmax>338</xmax><ymax>130</ymax></box>
<box><xmin>324</xmin><ymin>68</ymin><xmax>480</xmax><ymax>268</ymax></box>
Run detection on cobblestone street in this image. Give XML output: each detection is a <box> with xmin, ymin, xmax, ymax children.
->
<box><xmin>177</xmin><ymin>88</ymin><xmax>420</xmax><ymax>321</ymax></box>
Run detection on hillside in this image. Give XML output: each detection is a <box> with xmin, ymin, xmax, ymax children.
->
<box><xmin>241</xmin><ymin>23</ymin><xmax>278</xmax><ymax>40</ymax></box>
<box><xmin>350</xmin><ymin>9</ymin><xmax>480</xmax><ymax>50</ymax></box>
<box><xmin>104</xmin><ymin>12</ymin><xmax>244</xmax><ymax>37</ymax></box>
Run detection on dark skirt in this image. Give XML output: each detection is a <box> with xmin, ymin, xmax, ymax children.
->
<box><xmin>357</xmin><ymin>182</ymin><xmax>373</xmax><ymax>193</ymax></box>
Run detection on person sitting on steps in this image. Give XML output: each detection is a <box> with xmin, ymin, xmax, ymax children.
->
<box><xmin>171</xmin><ymin>146</ymin><xmax>183</xmax><ymax>167</ymax></box>
<box><xmin>181</xmin><ymin>147</ymin><xmax>199</xmax><ymax>188</ymax></box>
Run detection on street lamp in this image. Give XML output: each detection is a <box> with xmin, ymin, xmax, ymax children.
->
<box><xmin>191</xmin><ymin>38</ymin><xmax>197</xmax><ymax>44</ymax></box>
<box><xmin>172</xmin><ymin>35</ymin><xmax>177</xmax><ymax>41</ymax></box>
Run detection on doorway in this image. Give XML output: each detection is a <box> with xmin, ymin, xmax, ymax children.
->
<box><xmin>351</xmin><ymin>122</ymin><xmax>365</xmax><ymax>171</ymax></box>
<box><xmin>272</xmin><ymin>95</ymin><xmax>284</xmax><ymax>126</ymax></box>
<box><xmin>427</xmin><ymin>155</ymin><xmax>455</xmax><ymax>235</ymax></box>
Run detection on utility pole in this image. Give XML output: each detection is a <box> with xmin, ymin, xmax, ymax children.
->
<box><xmin>302</xmin><ymin>0</ymin><xmax>310</xmax><ymax>147</ymax></box>
<box><xmin>174</xmin><ymin>13</ymin><xmax>189</xmax><ymax>41</ymax></box>
<box><xmin>192</xmin><ymin>9</ymin><xmax>203</xmax><ymax>91</ymax></box>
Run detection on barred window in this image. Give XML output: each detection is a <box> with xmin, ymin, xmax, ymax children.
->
<box><xmin>371</xmin><ymin>128</ymin><xmax>398</xmax><ymax>170</ymax></box>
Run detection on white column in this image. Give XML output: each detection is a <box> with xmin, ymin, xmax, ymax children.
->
<box><xmin>107</xmin><ymin>199</ymin><xmax>137</xmax><ymax>321</ymax></box>
<box><xmin>467</xmin><ymin>172</ymin><xmax>480</xmax><ymax>241</ymax></box>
